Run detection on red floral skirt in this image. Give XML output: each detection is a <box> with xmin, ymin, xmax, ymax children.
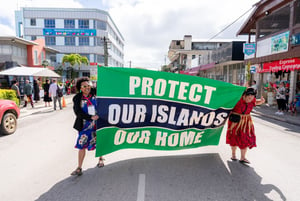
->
<box><xmin>226</xmin><ymin>114</ymin><xmax>256</xmax><ymax>149</ymax></box>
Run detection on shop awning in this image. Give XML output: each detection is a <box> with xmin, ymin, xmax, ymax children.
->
<box><xmin>0</xmin><ymin>66</ymin><xmax>60</xmax><ymax>77</ymax></box>
<box><xmin>257</xmin><ymin>58</ymin><xmax>300</xmax><ymax>73</ymax></box>
<box><xmin>200</xmin><ymin>63</ymin><xmax>215</xmax><ymax>70</ymax></box>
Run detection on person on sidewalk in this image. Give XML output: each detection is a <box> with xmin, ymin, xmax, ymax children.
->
<box><xmin>11</xmin><ymin>80</ymin><xmax>21</xmax><ymax>104</ymax></box>
<box><xmin>289</xmin><ymin>98</ymin><xmax>298</xmax><ymax>116</ymax></box>
<box><xmin>43</xmin><ymin>79</ymin><xmax>52</xmax><ymax>107</ymax></box>
<box><xmin>71</xmin><ymin>77</ymin><xmax>104</xmax><ymax>176</ymax></box>
<box><xmin>275</xmin><ymin>82</ymin><xmax>286</xmax><ymax>115</ymax></box>
<box><xmin>23</xmin><ymin>80</ymin><xmax>34</xmax><ymax>108</ymax></box>
<box><xmin>48</xmin><ymin>79</ymin><xmax>62</xmax><ymax>110</ymax></box>
<box><xmin>226</xmin><ymin>87</ymin><xmax>265</xmax><ymax>164</ymax></box>
<box><xmin>33</xmin><ymin>79</ymin><xmax>40</xmax><ymax>103</ymax></box>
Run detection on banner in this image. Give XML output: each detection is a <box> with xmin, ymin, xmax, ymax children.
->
<box><xmin>96</xmin><ymin>67</ymin><xmax>245</xmax><ymax>156</ymax></box>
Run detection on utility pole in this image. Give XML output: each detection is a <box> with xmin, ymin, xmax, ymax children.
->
<box><xmin>103</xmin><ymin>36</ymin><xmax>108</xmax><ymax>66</ymax></box>
<box><xmin>129</xmin><ymin>61</ymin><xmax>132</xmax><ymax>68</ymax></box>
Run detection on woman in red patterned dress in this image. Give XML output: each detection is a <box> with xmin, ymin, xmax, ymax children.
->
<box><xmin>226</xmin><ymin>88</ymin><xmax>265</xmax><ymax>164</ymax></box>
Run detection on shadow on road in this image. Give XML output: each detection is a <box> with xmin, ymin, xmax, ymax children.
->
<box><xmin>35</xmin><ymin>154</ymin><xmax>286</xmax><ymax>201</ymax></box>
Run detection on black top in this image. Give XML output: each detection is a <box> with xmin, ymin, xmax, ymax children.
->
<box><xmin>73</xmin><ymin>92</ymin><xmax>93</xmax><ymax>131</ymax></box>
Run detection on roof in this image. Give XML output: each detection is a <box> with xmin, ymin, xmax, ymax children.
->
<box><xmin>0</xmin><ymin>66</ymin><xmax>60</xmax><ymax>78</ymax></box>
<box><xmin>0</xmin><ymin>36</ymin><xmax>38</xmax><ymax>46</ymax></box>
<box><xmin>237</xmin><ymin>0</ymin><xmax>293</xmax><ymax>36</ymax></box>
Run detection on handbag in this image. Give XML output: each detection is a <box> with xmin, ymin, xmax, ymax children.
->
<box><xmin>229</xmin><ymin>103</ymin><xmax>248</xmax><ymax>123</ymax></box>
<box><xmin>229</xmin><ymin>113</ymin><xmax>241</xmax><ymax>123</ymax></box>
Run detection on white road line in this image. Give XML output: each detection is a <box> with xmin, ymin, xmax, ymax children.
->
<box><xmin>137</xmin><ymin>174</ymin><xmax>146</xmax><ymax>201</ymax></box>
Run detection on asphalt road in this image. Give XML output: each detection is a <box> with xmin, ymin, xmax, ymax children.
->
<box><xmin>0</xmin><ymin>106</ymin><xmax>299</xmax><ymax>201</ymax></box>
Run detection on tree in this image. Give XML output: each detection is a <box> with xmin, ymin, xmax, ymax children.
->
<box><xmin>62</xmin><ymin>54</ymin><xmax>89</xmax><ymax>79</ymax></box>
<box><xmin>161</xmin><ymin>65</ymin><xmax>171</xmax><ymax>72</ymax></box>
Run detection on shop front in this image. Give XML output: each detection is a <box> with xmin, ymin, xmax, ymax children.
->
<box><xmin>256</xmin><ymin>57</ymin><xmax>300</xmax><ymax>105</ymax></box>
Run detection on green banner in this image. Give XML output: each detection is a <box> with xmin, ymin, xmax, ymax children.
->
<box><xmin>96</xmin><ymin>67</ymin><xmax>245</xmax><ymax>156</ymax></box>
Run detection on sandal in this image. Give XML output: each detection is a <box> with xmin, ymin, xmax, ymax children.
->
<box><xmin>231</xmin><ymin>157</ymin><xmax>237</xmax><ymax>161</ymax></box>
<box><xmin>71</xmin><ymin>167</ymin><xmax>82</xmax><ymax>176</ymax></box>
<box><xmin>239</xmin><ymin>159</ymin><xmax>250</xmax><ymax>164</ymax></box>
<box><xmin>97</xmin><ymin>157</ymin><xmax>105</xmax><ymax>168</ymax></box>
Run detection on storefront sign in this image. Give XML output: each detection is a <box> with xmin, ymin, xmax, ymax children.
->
<box><xmin>43</xmin><ymin>28</ymin><xmax>96</xmax><ymax>36</ymax></box>
<box><xmin>260</xmin><ymin>58</ymin><xmax>300</xmax><ymax>73</ymax></box>
<box><xmin>243</xmin><ymin>43</ymin><xmax>255</xmax><ymax>59</ymax></box>
<box><xmin>271</xmin><ymin>31</ymin><xmax>289</xmax><ymax>54</ymax></box>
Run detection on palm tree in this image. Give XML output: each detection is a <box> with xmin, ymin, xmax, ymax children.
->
<box><xmin>62</xmin><ymin>54</ymin><xmax>89</xmax><ymax>79</ymax></box>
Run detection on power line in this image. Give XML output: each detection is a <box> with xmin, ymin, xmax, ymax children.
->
<box><xmin>207</xmin><ymin>6</ymin><xmax>255</xmax><ymax>41</ymax></box>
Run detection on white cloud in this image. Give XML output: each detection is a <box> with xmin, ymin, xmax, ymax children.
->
<box><xmin>106</xmin><ymin>0</ymin><xmax>258</xmax><ymax>68</ymax></box>
<box><xmin>0</xmin><ymin>0</ymin><xmax>258</xmax><ymax>69</ymax></box>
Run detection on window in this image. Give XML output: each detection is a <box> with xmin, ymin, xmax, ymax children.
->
<box><xmin>65</xmin><ymin>37</ymin><xmax>75</xmax><ymax>46</ymax></box>
<box><xmin>96</xmin><ymin>20</ymin><xmax>107</xmax><ymax>30</ymax></box>
<box><xmin>44</xmin><ymin>19</ymin><xmax>55</xmax><ymax>28</ymax></box>
<box><xmin>64</xmin><ymin>19</ymin><xmax>75</xmax><ymax>28</ymax></box>
<box><xmin>79</xmin><ymin>37</ymin><xmax>89</xmax><ymax>46</ymax></box>
<box><xmin>30</xmin><ymin>18</ymin><xmax>36</xmax><ymax>26</ymax></box>
<box><xmin>96</xmin><ymin>37</ymin><xmax>104</xmax><ymax>46</ymax></box>
<box><xmin>31</xmin><ymin>36</ymin><xmax>37</xmax><ymax>41</ymax></box>
<box><xmin>96</xmin><ymin>55</ymin><xmax>104</xmax><ymax>63</ymax></box>
<box><xmin>295</xmin><ymin>0</ymin><xmax>300</xmax><ymax>25</ymax></box>
<box><xmin>80</xmin><ymin>54</ymin><xmax>89</xmax><ymax>61</ymax></box>
<box><xmin>34</xmin><ymin>50</ymin><xmax>38</xmax><ymax>65</ymax></box>
<box><xmin>45</xmin><ymin>36</ymin><xmax>56</xmax><ymax>45</ymax></box>
<box><xmin>78</xmin><ymin>19</ymin><xmax>89</xmax><ymax>29</ymax></box>
<box><xmin>257</xmin><ymin>5</ymin><xmax>290</xmax><ymax>38</ymax></box>
<box><xmin>41</xmin><ymin>52</ymin><xmax>45</xmax><ymax>61</ymax></box>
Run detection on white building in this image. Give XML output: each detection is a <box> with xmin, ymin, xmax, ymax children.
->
<box><xmin>15</xmin><ymin>7</ymin><xmax>125</xmax><ymax>78</ymax></box>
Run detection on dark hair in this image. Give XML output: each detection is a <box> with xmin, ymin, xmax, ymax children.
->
<box><xmin>244</xmin><ymin>87</ymin><xmax>256</xmax><ymax>96</ymax></box>
<box><xmin>76</xmin><ymin>77</ymin><xmax>90</xmax><ymax>92</ymax></box>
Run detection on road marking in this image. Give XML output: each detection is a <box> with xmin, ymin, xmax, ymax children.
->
<box><xmin>137</xmin><ymin>174</ymin><xmax>145</xmax><ymax>201</ymax></box>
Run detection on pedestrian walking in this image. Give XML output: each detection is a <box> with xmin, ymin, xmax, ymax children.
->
<box><xmin>43</xmin><ymin>79</ymin><xmax>52</xmax><ymax>107</ymax></box>
<box><xmin>11</xmin><ymin>80</ymin><xmax>21</xmax><ymax>104</ymax></box>
<box><xmin>71</xmin><ymin>77</ymin><xmax>104</xmax><ymax>176</ymax></box>
<box><xmin>289</xmin><ymin>98</ymin><xmax>298</xmax><ymax>116</ymax></box>
<box><xmin>275</xmin><ymin>82</ymin><xmax>286</xmax><ymax>115</ymax></box>
<box><xmin>33</xmin><ymin>79</ymin><xmax>40</xmax><ymax>103</ymax></box>
<box><xmin>23</xmin><ymin>79</ymin><xmax>34</xmax><ymax>108</ymax></box>
<box><xmin>226</xmin><ymin>87</ymin><xmax>265</xmax><ymax>164</ymax></box>
<box><xmin>49</xmin><ymin>79</ymin><xmax>62</xmax><ymax>110</ymax></box>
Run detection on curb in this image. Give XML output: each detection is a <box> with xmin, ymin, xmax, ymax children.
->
<box><xmin>252</xmin><ymin>110</ymin><xmax>300</xmax><ymax>127</ymax></box>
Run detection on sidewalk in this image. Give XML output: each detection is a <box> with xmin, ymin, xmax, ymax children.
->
<box><xmin>252</xmin><ymin>104</ymin><xmax>300</xmax><ymax>126</ymax></box>
<box><xmin>19</xmin><ymin>94</ymin><xmax>74</xmax><ymax>118</ymax></box>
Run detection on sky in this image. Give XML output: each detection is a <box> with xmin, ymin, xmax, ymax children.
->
<box><xmin>0</xmin><ymin>0</ymin><xmax>259</xmax><ymax>70</ymax></box>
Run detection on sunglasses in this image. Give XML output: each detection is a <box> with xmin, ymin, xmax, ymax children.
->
<box><xmin>81</xmin><ymin>85</ymin><xmax>91</xmax><ymax>88</ymax></box>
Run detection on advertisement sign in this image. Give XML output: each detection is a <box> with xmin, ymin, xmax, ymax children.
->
<box><xmin>261</xmin><ymin>58</ymin><xmax>300</xmax><ymax>73</ymax></box>
<box><xmin>95</xmin><ymin>67</ymin><xmax>245</xmax><ymax>156</ymax></box>
<box><xmin>271</xmin><ymin>31</ymin><xmax>289</xmax><ymax>54</ymax></box>
<box><xmin>291</xmin><ymin>32</ymin><xmax>300</xmax><ymax>46</ymax></box>
<box><xmin>243</xmin><ymin>43</ymin><xmax>256</xmax><ymax>59</ymax></box>
<box><xmin>43</xmin><ymin>28</ymin><xmax>96</xmax><ymax>36</ymax></box>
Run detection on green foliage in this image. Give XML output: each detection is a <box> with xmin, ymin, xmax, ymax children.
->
<box><xmin>0</xmin><ymin>89</ymin><xmax>20</xmax><ymax>105</ymax></box>
<box><xmin>62</xmin><ymin>54</ymin><xmax>89</xmax><ymax>67</ymax></box>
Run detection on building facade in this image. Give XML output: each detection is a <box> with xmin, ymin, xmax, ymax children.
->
<box><xmin>168</xmin><ymin>35</ymin><xmax>246</xmax><ymax>85</ymax></box>
<box><xmin>15</xmin><ymin>7</ymin><xmax>125</xmax><ymax>78</ymax></box>
<box><xmin>237</xmin><ymin>0</ymin><xmax>300</xmax><ymax>105</ymax></box>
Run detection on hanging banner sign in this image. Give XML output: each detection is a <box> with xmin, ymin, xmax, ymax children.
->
<box><xmin>261</xmin><ymin>58</ymin><xmax>300</xmax><ymax>73</ymax></box>
<box><xmin>243</xmin><ymin>43</ymin><xmax>256</xmax><ymax>59</ymax></box>
<box><xmin>95</xmin><ymin>67</ymin><xmax>245</xmax><ymax>156</ymax></box>
<box><xmin>43</xmin><ymin>28</ymin><xmax>96</xmax><ymax>36</ymax></box>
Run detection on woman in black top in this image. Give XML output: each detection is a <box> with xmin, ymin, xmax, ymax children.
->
<box><xmin>43</xmin><ymin>79</ymin><xmax>52</xmax><ymax>107</ymax></box>
<box><xmin>71</xmin><ymin>77</ymin><xmax>104</xmax><ymax>176</ymax></box>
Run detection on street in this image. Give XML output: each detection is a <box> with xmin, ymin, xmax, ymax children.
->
<box><xmin>0</xmin><ymin>105</ymin><xmax>299</xmax><ymax>201</ymax></box>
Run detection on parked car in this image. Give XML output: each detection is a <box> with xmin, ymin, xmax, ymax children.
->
<box><xmin>0</xmin><ymin>100</ymin><xmax>20</xmax><ymax>135</ymax></box>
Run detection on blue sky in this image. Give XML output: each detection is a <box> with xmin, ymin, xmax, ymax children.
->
<box><xmin>0</xmin><ymin>0</ymin><xmax>258</xmax><ymax>69</ymax></box>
